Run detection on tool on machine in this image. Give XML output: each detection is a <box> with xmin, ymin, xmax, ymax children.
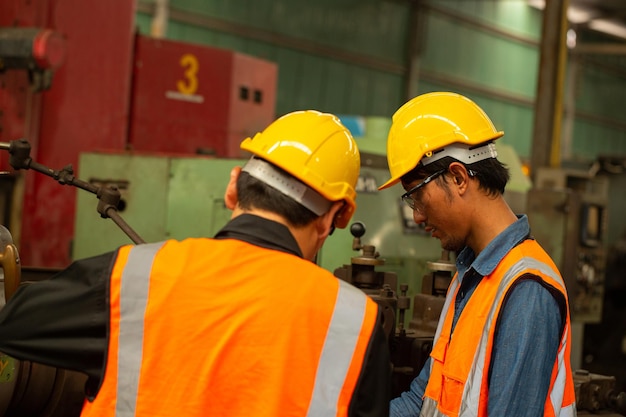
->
<box><xmin>334</xmin><ymin>222</ymin><xmax>438</xmax><ymax>396</ymax></box>
<box><xmin>0</xmin><ymin>225</ymin><xmax>19</xmax><ymax>304</ymax></box>
<box><xmin>575</xmin><ymin>369</ymin><xmax>626</xmax><ymax>416</ymax></box>
<box><xmin>390</xmin><ymin>249</ymin><xmax>455</xmax><ymax>398</ymax></box>
<box><xmin>333</xmin><ymin>221</ymin><xmax>399</xmax><ymax>339</ymax></box>
<box><xmin>0</xmin><ymin>138</ymin><xmax>144</xmax><ymax>244</ymax></box>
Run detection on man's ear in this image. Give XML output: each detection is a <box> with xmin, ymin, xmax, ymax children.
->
<box><xmin>316</xmin><ymin>201</ymin><xmax>344</xmax><ymax>239</ymax></box>
<box><xmin>224</xmin><ymin>166</ymin><xmax>242</xmax><ymax>210</ymax></box>
<box><xmin>448</xmin><ymin>162</ymin><xmax>471</xmax><ymax>193</ymax></box>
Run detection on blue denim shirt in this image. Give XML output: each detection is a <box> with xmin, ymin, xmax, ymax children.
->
<box><xmin>390</xmin><ymin>215</ymin><xmax>564</xmax><ymax>417</ymax></box>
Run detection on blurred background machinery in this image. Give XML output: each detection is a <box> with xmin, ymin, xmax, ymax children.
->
<box><xmin>580</xmin><ymin>157</ymin><xmax>626</xmax><ymax>404</ymax></box>
<box><xmin>575</xmin><ymin>370</ymin><xmax>626</xmax><ymax>417</ymax></box>
<box><xmin>527</xmin><ymin>166</ymin><xmax>609</xmax><ymax>372</ymax></box>
<box><xmin>529</xmin><ymin>166</ymin><xmax>609</xmax><ymax>325</ymax></box>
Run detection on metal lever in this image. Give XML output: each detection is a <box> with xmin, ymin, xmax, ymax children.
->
<box><xmin>0</xmin><ymin>139</ymin><xmax>145</xmax><ymax>244</ymax></box>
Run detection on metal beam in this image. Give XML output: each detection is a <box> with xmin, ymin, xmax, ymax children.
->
<box><xmin>404</xmin><ymin>0</ymin><xmax>427</xmax><ymax>100</ymax></box>
<box><xmin>572</xmin><ymin>43</ymin><xmax>626</xmax><ymax>55</ymax></box>
<box><xmin>531</xmin><ymin>0</ymin><xmax>569</xmax><ymax>178</ymax></box>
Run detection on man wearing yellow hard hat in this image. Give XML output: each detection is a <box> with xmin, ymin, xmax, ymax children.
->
<box><xmin>0</xmin><ymin>110</ymin><xmax>391</xmax><ymax>416</ymax></box>
<box><xmin>381</xmin><ymin>92</ymin><xmax>576</xmax><ymax>417</ymax></box>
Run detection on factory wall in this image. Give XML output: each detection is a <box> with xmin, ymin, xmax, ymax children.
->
<box><xmin>570</xmin><ymin>52</ymin><xmax>626</xmax><ymax>159</ymax></box>
<box><xmin>135</xmin><ymin>0</ymin><xmax>626</xmax><ymax>165</ymax></box>
<box><xmin>136</xmin><ymin>0</ymin><xmax>408</xmax><ymax>117</ymax></box>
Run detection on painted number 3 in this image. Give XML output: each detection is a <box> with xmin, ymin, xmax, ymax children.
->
<box><xmin>176</xmin><ymin>53</ymin><xmax>199</xmax><ymax>95</ymax></box>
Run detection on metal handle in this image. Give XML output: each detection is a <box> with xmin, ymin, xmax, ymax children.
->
<box><xmin>0</xmin><ymin>243</ymin><xmax>21</xmax><ymax>302</ymax></box>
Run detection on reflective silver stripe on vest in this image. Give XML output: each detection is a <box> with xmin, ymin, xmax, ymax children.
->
<box><xmin>432</xmin><ymin>277</ymin><xmax>459</xmax><ymax>349</ymax></box>
<box><xmin>426</xmin><ymin>276</ymin><xmax>460</xmax><ymax>379</ymax></box>
<box><xmin>421</xmin><ymin>397</ymin><xmax>449</xmax><ymax>417</ymax></box>
<box><xmin>116</xmin><ymin>242</ymin><xmax>165</xmax><ymax>417</ymax></box>
<box><xmin>559</xmin><ymin>403</ymin><xmax>577</xmax><ymax>417</ymax></box>
<box><xmin>422</xmin><ymin>255</ymin><xmax>570</xmax><ymax>417</ymax></box>
<box><xmin>551</xmin><ymin>323</ymin><xmax>577</xmax><ymax>416</ymax></box>
<box><xmin>307</xmin><ymin>279</ymin><xmax>368</xmax><ymax>417</ymax></box>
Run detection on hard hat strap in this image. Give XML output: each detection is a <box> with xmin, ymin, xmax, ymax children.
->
<box><xmin>242</xmin><ymin>156</ymin><xmax>332</xmax><ymax>216</ymax></box>
<box><xmin>422</xmin><ymin>142</ymin><xmax>497</xmax><ymax>166</ymax></box>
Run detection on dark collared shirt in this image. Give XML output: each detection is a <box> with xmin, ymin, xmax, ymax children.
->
<box><xmin>214</xmin><ymin>213</ymin><xmax>303</xmax><ymax>257</ymax></box>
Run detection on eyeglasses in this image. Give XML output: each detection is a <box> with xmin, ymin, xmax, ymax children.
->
<box><xmin>401</xmin><ymin>169</ymin><xmax>447</xmax><ymax>211</ymax></box>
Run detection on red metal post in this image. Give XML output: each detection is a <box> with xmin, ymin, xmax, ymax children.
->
<box><xmin>0</xmin><ymin>0</ymin><xmax>135</xmax><ymax>268</ymax></box>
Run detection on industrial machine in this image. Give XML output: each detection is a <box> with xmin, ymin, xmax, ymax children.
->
<box><xmin>332</xmin><ymin>218</ymin><xmax>456</xmax><ymax>398</ymax></box>
<box><xmin>68</xmin><ymin>147</ymin><xmax>444</xmax><ymax>317</ymax></box>
<box><xmin>527</xmin><ymin>166</ymin><xmax>609</xmax><ymax>378</ymax></box>
<box><xmin>579</xmin><ymin>157</ymin><xmax>626</xmax><ymax>402</ymax></box>
<box><xmin>528</xmin><ymin>166</ymin><xmax>608</xmax><ymax>325</ymax></box>
<box><xmin>575</xmin><ymin>370</ymin><xmax>626</xmax><ymax>417</ymax></box>
<box><xmin>0</xmin><ymin>0</ymin><xmax>277</xmax><ymax>271</ymax></box>
<box><xmin>333</xmin><ymin>221</ymin><xmax>400</xmax><ymax>340</ymax></box>
<box><xmin>525</xmin><ymin>163</ymin><xmax>626</xmax><ymax>416</ymax></box>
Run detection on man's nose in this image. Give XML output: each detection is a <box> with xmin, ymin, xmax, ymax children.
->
<box><xmin>413</xmin><ymin>208</ymin><xmax>426</xmax><ymax>224</ymax></box>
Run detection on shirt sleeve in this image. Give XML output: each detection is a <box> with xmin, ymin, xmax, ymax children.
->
<box><xmin>349</xmin><ymin>309</ymin><xmax>392</xmax><ymax>417</ymax></box>
<box><xmin>487</xmin><ymin>278</ymin><xmax>564</xmax><ymax>416</ymax></box>
<box><xmin>0</xmin><ymin>251</ymin><xmax>116</xmax><ymax>381</ymax></box>
<box><xmin>389</xmin><ymin>356</ymin><xmax>431</xmax><ymax>417</ymax></box>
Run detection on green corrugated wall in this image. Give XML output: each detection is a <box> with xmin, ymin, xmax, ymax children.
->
<box><xmin>135</xmin><ymin>0</ymin><xmax>626</xmax><ymax>163</ymax></box>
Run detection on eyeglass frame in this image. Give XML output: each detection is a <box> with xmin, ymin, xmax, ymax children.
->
<box><xmin>401</xmin><ymin>168</ymin><xmax>447</xmax><ymax>211</ymax></box>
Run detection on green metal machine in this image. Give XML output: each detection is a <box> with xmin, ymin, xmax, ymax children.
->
<box><xmin>72</xmin><ymin>149</ymin><xmax>443</xmax><ymax>319</ymax></box>
<box><xmin>72</xmin><ymin>117</ymin><xmax>531</xmax><ymax>320</ymax></box>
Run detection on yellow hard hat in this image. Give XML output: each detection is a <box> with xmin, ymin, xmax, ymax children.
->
<box><xmin>378</xmin><ymin>92</ymin><xmax>504</xmax><ymax>190</ymax></box>
<box><xmin>240</xmin><ymin>110</ymin><xmax>360</xmax><ymax>228</ymax></box>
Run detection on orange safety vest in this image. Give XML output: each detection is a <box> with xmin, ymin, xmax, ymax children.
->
<box><xmin>80</xmin><ymin>238</ymin><xmax>380</xmax><ymax>417</ymax></box>
<box><xmin>421</xmin><ymin>239</ymin><xmax>577</xmax><ymax>417</ymax></box>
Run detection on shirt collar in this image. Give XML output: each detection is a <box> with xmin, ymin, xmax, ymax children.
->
<box><xmin>456</xmin><ymin>214</ymin><xmax>530</xmax><ymax>278</ymax></box>
<box><xmin>213</xmin><ymin>213</ymin><xmax>303</xmax><ymax>258</ymax></box>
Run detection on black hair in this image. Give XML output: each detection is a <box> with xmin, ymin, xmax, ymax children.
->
<box><xmin>236</xmin><ymin>170</ymin><xmax>319</xmax><ymax>227</ymax></box>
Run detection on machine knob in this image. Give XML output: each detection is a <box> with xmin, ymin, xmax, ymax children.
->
<box><xmin>350</xmin><ymin>221</ymin><xmax>366</xmax><ymax>238</ymax></box>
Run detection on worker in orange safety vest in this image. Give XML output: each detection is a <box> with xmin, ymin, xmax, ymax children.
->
<box><xmin>0</xmin><ymin>110</ymin><xmax>391</xmax><ymax>416</ymax></box>
<box><xmin>380</xmin><ymin>92</ymin><xmax>577</xmax><ymax>417</ymax></box>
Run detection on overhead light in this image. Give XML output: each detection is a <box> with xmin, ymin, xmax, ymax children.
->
<box><xmin>588</xmin><ymin>19</ymin><xmax>626</xmax><ymax>39</ymax></box>
<box><xmin>567</xmin><ymin>5</ymin><xmax>596</xmax><ymax>24</ymax></box>
<box><xmin>527</xmin><ymin>0</ymin><xmax>595</xmax><ymax>24</ymax></box>
<box><xmin>567</xmin><ymin>28</ymin><xmax>577</xmax><ymax>49</ymax></box>
<box><xmin>528</xmin><ymin>0</ymin><xmax>626</xmax><ymax>40</ymax></box>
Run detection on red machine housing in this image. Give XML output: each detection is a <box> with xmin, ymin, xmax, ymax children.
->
<box><xmin>129</xmin><ymin>36</ymin><xmax>277</xmax><ymax>157</ymax></box>
<box><xmin>0</xmin><ymin>0</ymin><xmax>278</xmax><ymax>269</ymax></box>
